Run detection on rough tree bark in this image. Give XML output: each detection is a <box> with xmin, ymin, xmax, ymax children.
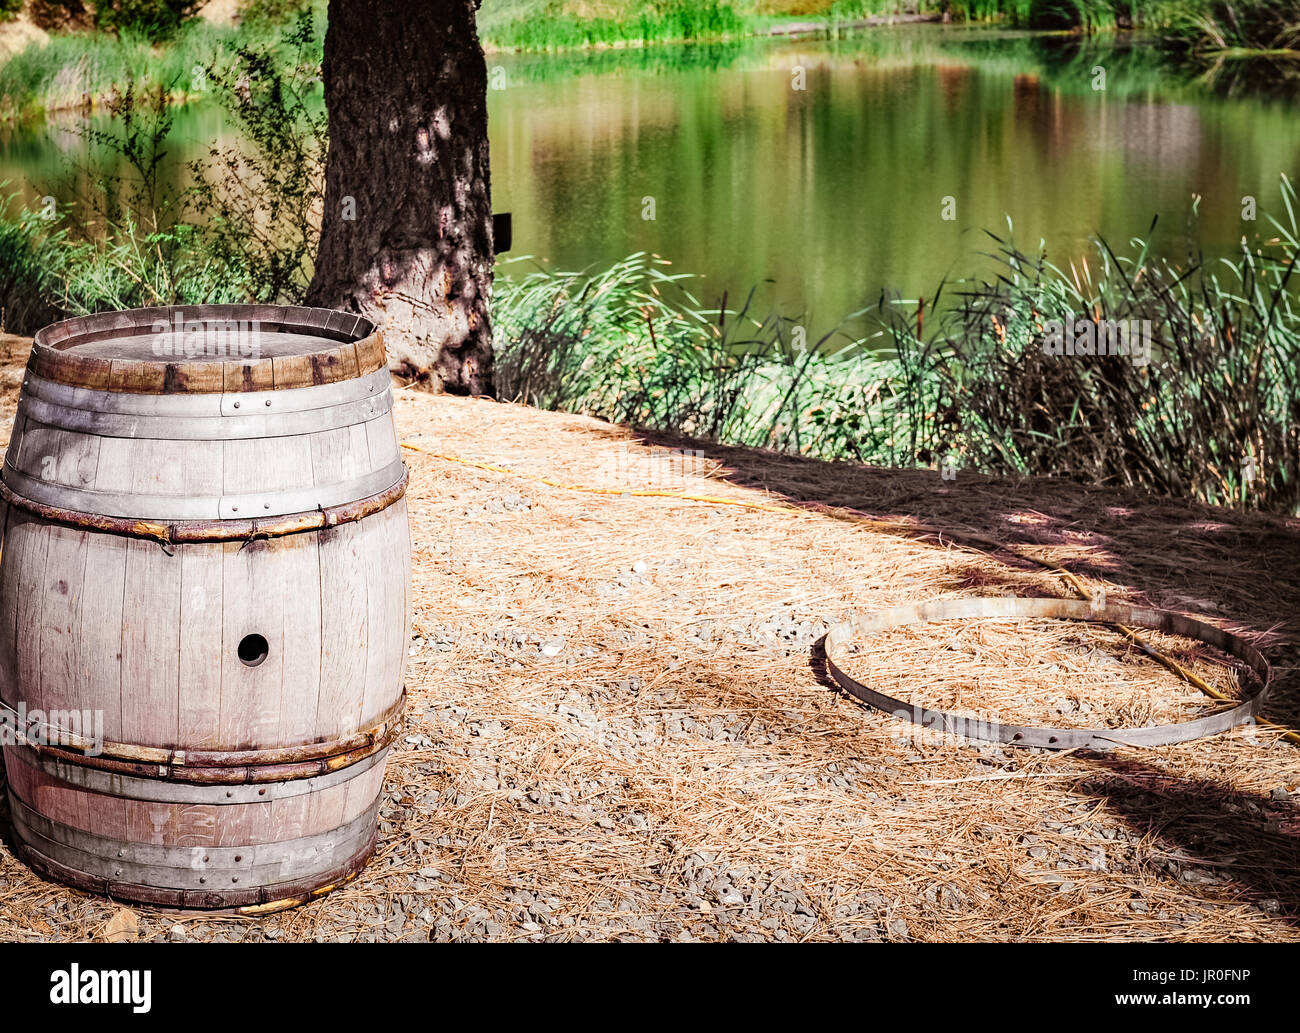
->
<box><xmin>305</xmin><ymin>0</ymin><xmax>494</xmax><ymax>395</ymax></box>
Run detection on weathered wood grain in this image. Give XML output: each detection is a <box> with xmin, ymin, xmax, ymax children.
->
<box><xmin>77</xmin><ymin>532</ymin><xmax>127</xmax><ymax>742</ymax></box>
<box><xmin>178</xmin><ymin>546</ymin><xmax>224</xmax><ymax>749</ymax></box>
<box><xmin>14</xmin><ymin>517</ymin><xmax>50</xmax><ymax>717</ymax></box>
<box><xmin>38</xmin><ymin>523</ymin><xmax>88</xmax><ymax>719</ymax></box>
<box><xmin>317</xmin><ymin>520</ymin><xmax>370</xmax><ymax>740</ymax></box>
<box><xmin>361</xmin><ymin>502</ymin><xmax>409</xmax><ymax>727</ymax></box>
<box><xmin>120</xmin><ymin>539</ymin><xmax>181</xmax><ymax>748</ymax></box>
<box><xmin>277</xmin><ymin>534</ymin><xmax>323</xmax><ymax>745</ymax></box>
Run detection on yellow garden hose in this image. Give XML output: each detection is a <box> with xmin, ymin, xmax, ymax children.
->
<box><xmin>400</xmin><ymin>443</ymin><xmax>793</xmax><ymax>512</ymax></box>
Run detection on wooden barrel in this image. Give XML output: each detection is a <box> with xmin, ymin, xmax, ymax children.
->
<box><xmin>0</xmin><ymin>305</ymin><xmax>410</xmax><ymax>911</ymax></box>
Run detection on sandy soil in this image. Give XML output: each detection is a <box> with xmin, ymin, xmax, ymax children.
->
<box><xmin>0</xmin><ymin>15</ymin><xmax>48</xmax><ymax>62</ymax></box>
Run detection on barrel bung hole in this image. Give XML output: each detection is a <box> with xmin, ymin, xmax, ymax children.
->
<box><xmin>238</xmin><ymin>633</ymin><xmax>269</xmax><ymax>668</ymax></box>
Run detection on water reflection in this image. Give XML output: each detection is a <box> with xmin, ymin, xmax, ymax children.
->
<box><xmin>1</xmin><ymin>25</ymin><xmax>1297</xmax><ymax>335</ymax></box>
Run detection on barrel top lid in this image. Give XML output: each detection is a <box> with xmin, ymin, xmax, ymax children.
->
<box><xmin>30</xmin><ymin>305</ymin><xmax>385</xmax><ymax>394</ymax></box>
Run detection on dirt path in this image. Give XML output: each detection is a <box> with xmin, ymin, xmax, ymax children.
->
<box><xmin>1</xmin><ymin>341</ymin><xmax>1297</xmax><ymax>941</ymax></box>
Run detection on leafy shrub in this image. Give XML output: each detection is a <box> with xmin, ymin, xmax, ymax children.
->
<box><xmin>186</xmin><ymin>11</ymin><xmax>326</xmax><ymax>302</ymax></box>
<box><xmin>237</xmin><ymin>0</ymin><xmax>315</xmax><ymax>29</ymax></box>
<box><xmin>93</xmin><ymin>0</ymin><xmax>203</xmax><ymax>40</ymax></box>
<box><xmin>27</xmin><ymin>0</ymin><xmax>92</xmax><ymax>30</ymax></box>
<box><xmin>0</xmin><ymin>192</ymin><xmax>68</xmax><ymax>333</ymax></box>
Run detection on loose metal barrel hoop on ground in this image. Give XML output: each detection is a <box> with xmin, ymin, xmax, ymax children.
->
<box><xmin>823</xmin><ymin>596</ymin><xmax>1273</xmax><ymax>750</ymax></box>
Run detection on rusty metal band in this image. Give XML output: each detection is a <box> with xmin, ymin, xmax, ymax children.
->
<box><xmin>824</xmin><ymin>596</ymin><xmax>1273</xmax><ymax>750</ymax></box>
<box><xmin>0</xmin><ymin>691</ymin><xmax>403</xmax><ymax>783</ymax></box>
<box><xmin>31</xmin><ymin>305</ymin><xmax>385</xmax><ymax>395</ymax></box>
<box><xmin>8</xmin><ymin>743</ymin><xmax>389</xmax><ymax>806</ymax></box>
<box><xmin>27</xmin><ymin>726</ymin><xmax>399</xmax><ymax>787</ymax></box>
<box><xmin>8</xmin><ymin>792</ymin><xmax>379</xmax><ymax>911</ymax></box>
<box><xmin>0</xmin><ymin>465</ymin><xmax>408</xmax><ymax>543</ymax></box>
<box><xmin>36</xmin><ymin>304</ymin><xmax>373</xmax><ymax>351</ymax></box>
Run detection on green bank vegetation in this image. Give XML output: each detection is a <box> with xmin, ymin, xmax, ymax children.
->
<box><xmin>481</xmin><ymin>1</ymin><xmax>1300</xmax><ymax>54</ymax></box>
<box><xmin>0</xmin><ymin>3</ymin><xmax>320</xmax><ymax>120</ymax></box>
<box><xmin>478</xmin><ymin>0</ymin><xmax>746</xmax><ymax>51</ymax></box>
<box><xmin>0</xmin><ymin>1</ymin><xmax>1297</xmax><ymax>121</ymax></box>
<box><xmin>827</xmin><ymin>0</ymin><xmax>1300</xmax><ymax>49</ymax></box>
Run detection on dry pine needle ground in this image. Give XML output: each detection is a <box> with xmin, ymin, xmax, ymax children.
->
<box><xmin>0</xmin><ymin>333</ymin><xmax>1297</xmax><ymax>942</ymax></box>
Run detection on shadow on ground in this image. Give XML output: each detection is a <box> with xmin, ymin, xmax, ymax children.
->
<box><xmin>1076</xmin><ymin>753</ymin><xmax>1300</xmax><ymax>928</ymax></box>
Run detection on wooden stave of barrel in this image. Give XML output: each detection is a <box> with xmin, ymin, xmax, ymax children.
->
<box><xmin>0</xmin><ymin>305</ymin><xmax>411</xmax><ymax>911</ymax></box>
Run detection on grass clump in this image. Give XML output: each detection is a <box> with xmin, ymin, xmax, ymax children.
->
<box><xmin>479</xmin><ymin>0</ymin><xmax>746</xmax><ymax>50</ymax></box>
<box><xmin>818</xmin><ymin>0</ymin><xmax>1300</xmax><ymax>46</ymax></box>
<box><xmin>493</xmin><ymin>178</ymin><xmax>1300</xmax><ymax>514</ymax></box>
<box><xmin>1160</xmin><ymin>1</ymin><xmax>1300</xmax><ymax>53</ymax></box>
<box><xmin>493</xmin><ymin>253</ymin><xmax>918</xmax><ymax>464</ymax></box>
<box><xmin>889</xmin><ymin>183</ymin><xmax>1300</xmax><ymax>512</ymax></box>
<box><xmin>0</xmin><ymin>1</ymin><xmax>325</xmax><ymax>121</ymax></box>
<box><xmin>0</xmin><ymin>190</ymin><xmax>67</xmax><ymax>331</ymax></box>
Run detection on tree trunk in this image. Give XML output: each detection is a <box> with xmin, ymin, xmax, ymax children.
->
<box><xmin>306</xmin><ymin>0</ymin><xmax>494</xmax><ymax>395</ymax></box>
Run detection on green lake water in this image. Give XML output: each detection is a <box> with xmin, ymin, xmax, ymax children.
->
<box><xmin>2</xmin><ymin>25</ymin><xmax>1298</xmax><ymax>334</ymax></box>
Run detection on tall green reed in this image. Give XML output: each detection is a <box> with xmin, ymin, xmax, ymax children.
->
<box><xmin>493</xmin><ymin>177</ymin><xmax>1300</xmax><ymax>514</ymax></box>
